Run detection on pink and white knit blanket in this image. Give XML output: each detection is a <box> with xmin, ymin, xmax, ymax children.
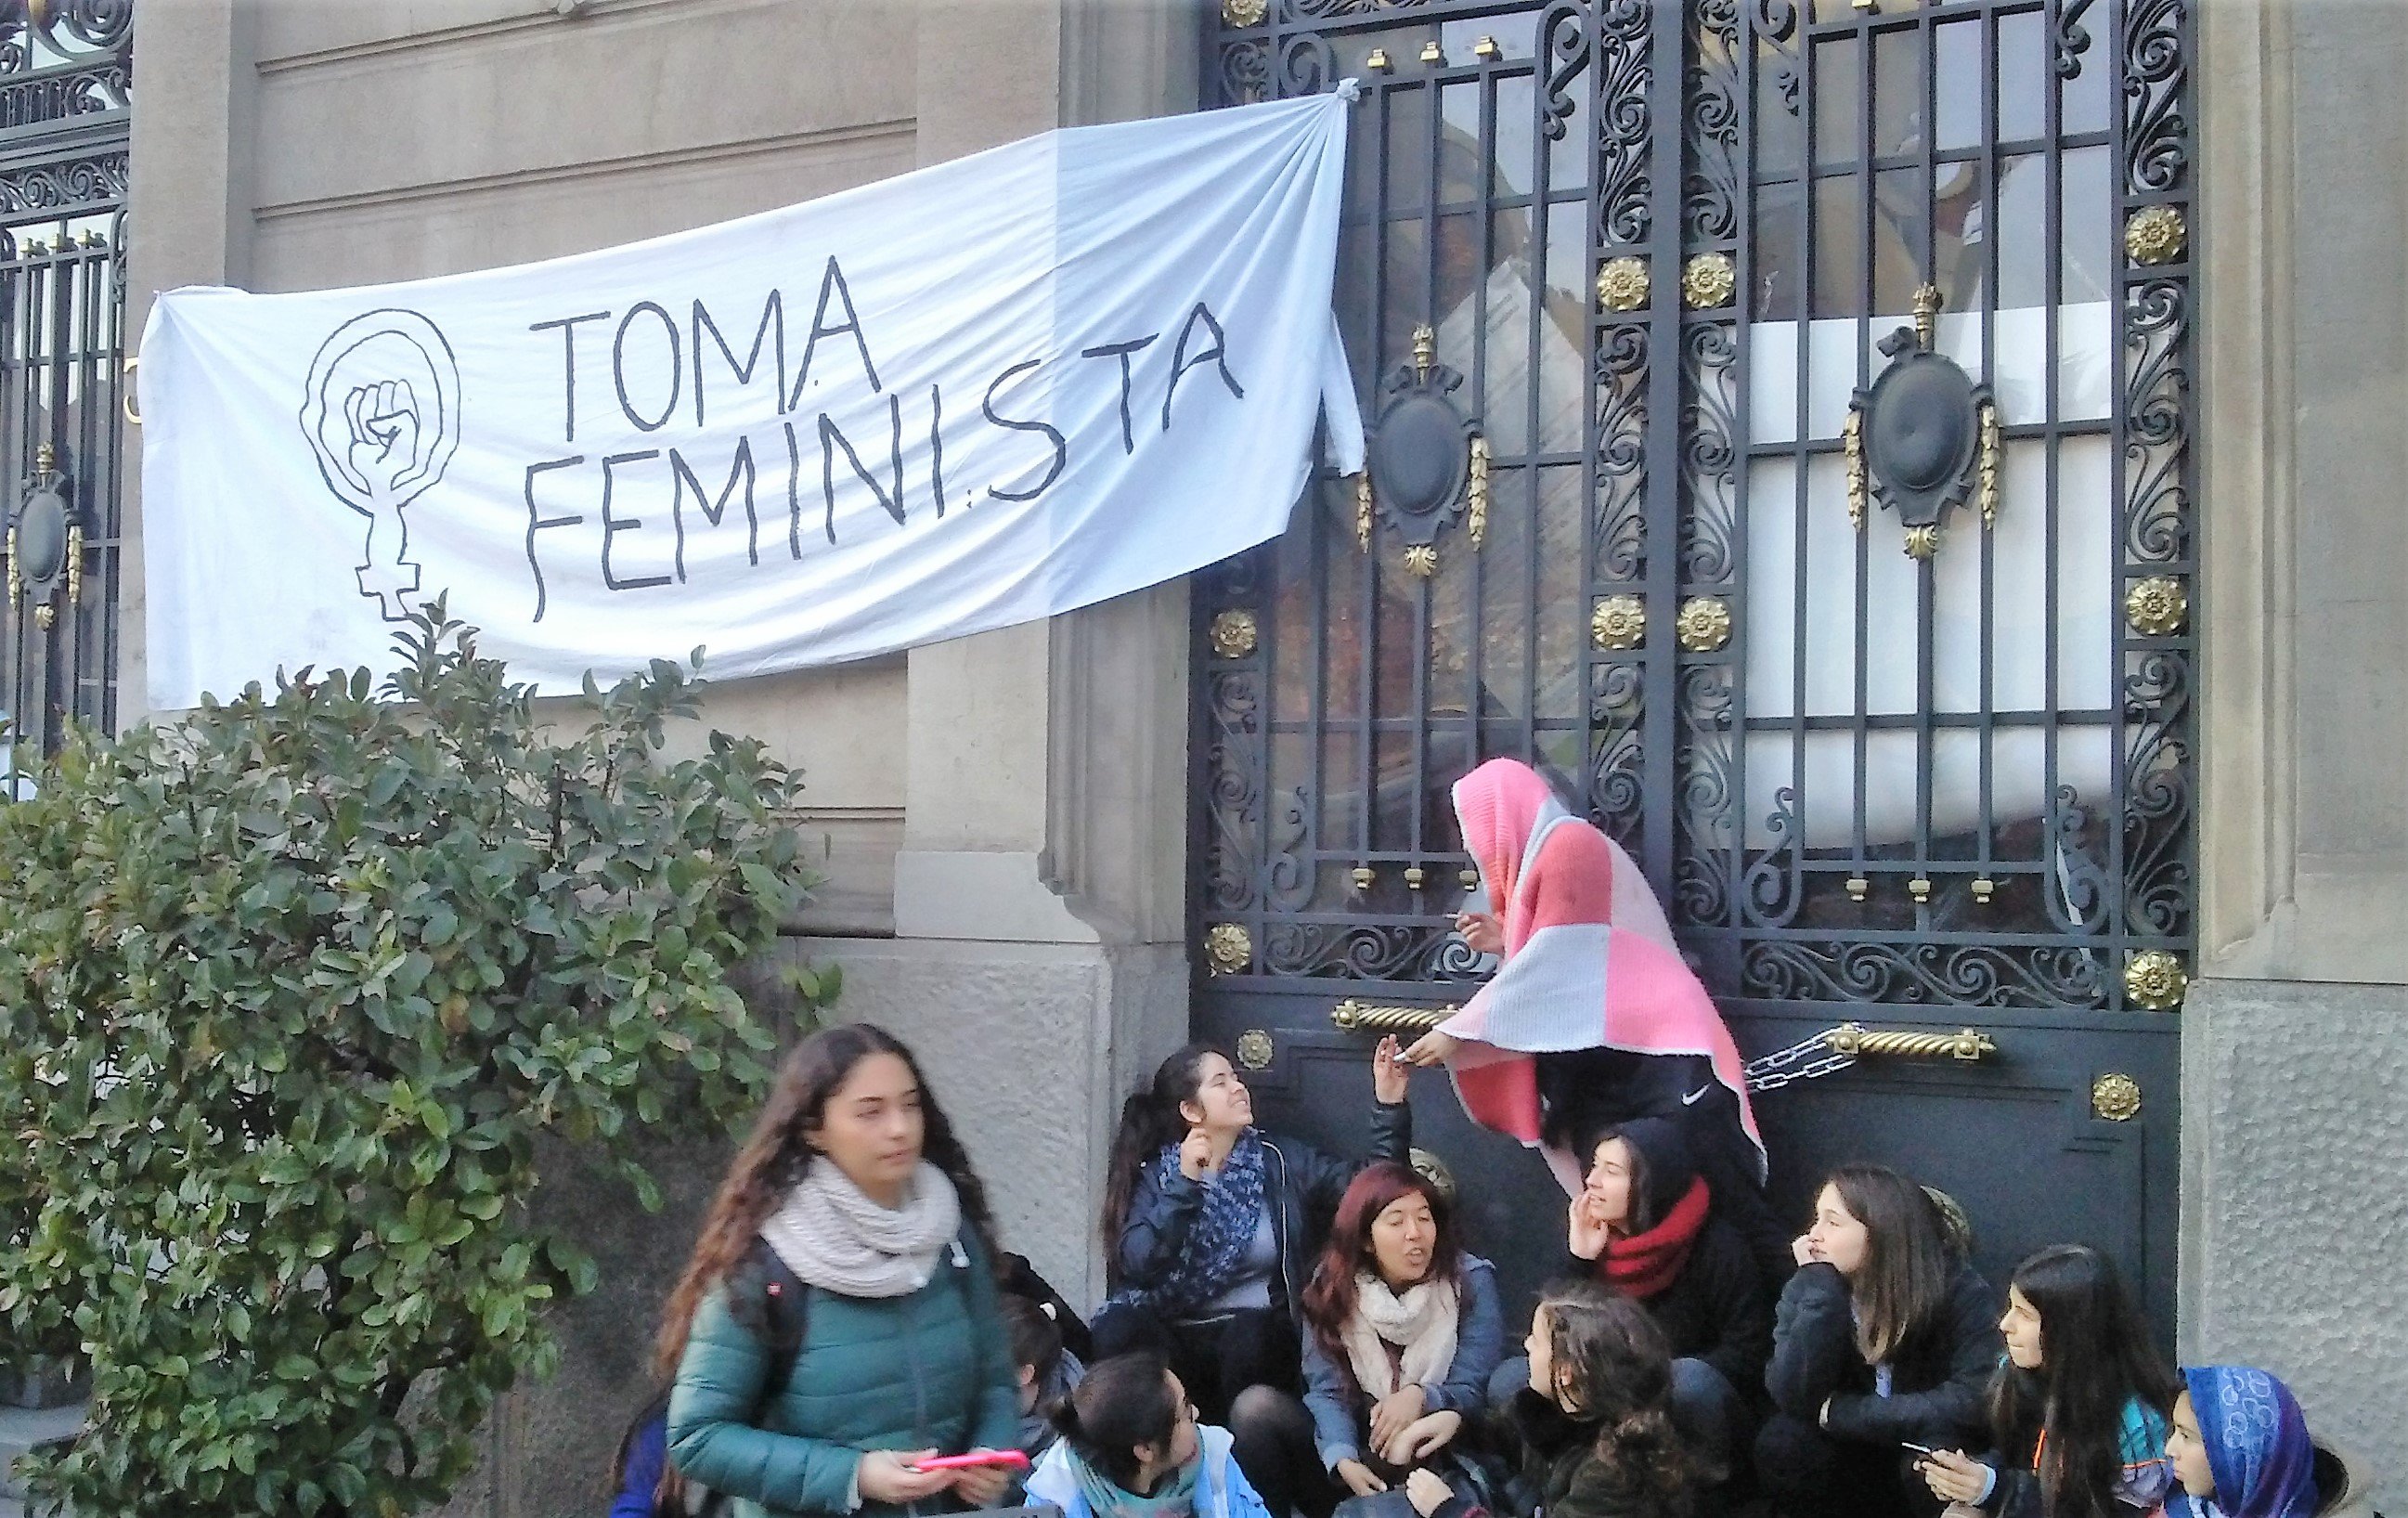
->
<box><xmin>1438</xmin><ymin>758</ymin><xmax>1765</xmax><ymax>1193</ymax></box>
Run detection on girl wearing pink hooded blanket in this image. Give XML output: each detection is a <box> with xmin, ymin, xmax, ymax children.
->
<box><xmin>1403</xmin><ymin>759</ymin><xmax>1792</xmax><ymax>1284</ymax></box>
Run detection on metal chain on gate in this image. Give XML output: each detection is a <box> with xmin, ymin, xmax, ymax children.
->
<box><xmin>1741</xmin><ymin>1022</ymin><xmax>2000</xmax><ymax>1094</ymax></box>
<box><xmin>1741</xmin><ymin>1034</ymin><xmax>1857</xmax><ymax>1095</ymax></box>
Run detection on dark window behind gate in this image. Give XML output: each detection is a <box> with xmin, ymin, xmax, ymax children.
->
<box><xmin>1192</xmin><ymin>0</ymin><xmax>2194</xmax><ymax>1334</ymax></box>
<box><xmin>0</xmin><ymin>0</ymin><xmax>131</xmax><ymax>788</ymax></box>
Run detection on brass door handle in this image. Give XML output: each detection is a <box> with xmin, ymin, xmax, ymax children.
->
<box><xmin>1329</xmin><ymin>1000</ymin><xmax>1456</xmax><ymax>1034</ymax></box>
<box><xmin>1821</xmin><ymin>1022</ymin><xmax>1995</xmax><ymax>1061</ymax></box>
<box><xmin>1327</xmin><ymin>1006</ymin><xmax>1995</xmax><ymax>1080</ymax></box>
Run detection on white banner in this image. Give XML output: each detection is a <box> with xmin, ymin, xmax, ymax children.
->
<box><xmin>140</xmin><ymin>91</ymin><xmax>1362</xmax><ymax>711</ymax></box>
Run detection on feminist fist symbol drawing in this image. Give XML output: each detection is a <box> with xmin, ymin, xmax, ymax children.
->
<box><xmin>298</xmin><ymin>308</ymin><xmax>461</xmax><ymax>620</ymax></box>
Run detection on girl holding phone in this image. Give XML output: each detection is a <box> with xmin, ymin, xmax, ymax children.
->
<box><xmin>1914</xmin><ymin>1244</ymin><xmax>2175</xmax><ymax>1518</ymax></box>
<box><xmin>659</xmin><ymin>1023</ymin><xmax>1020</xmax><ymax>1518</ymax></box>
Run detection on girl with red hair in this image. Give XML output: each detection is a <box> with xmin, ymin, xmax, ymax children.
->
<box><xmin>1261</xmin><ymin>1161</ymin><xmax>1506</xmax><ymax>1518</ymax></box>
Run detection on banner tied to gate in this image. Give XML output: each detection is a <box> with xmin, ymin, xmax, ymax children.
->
<box><xmin>139</xmin><ymin>90</ymin><xmax>1363</xmax><ymax>711</ymax></box>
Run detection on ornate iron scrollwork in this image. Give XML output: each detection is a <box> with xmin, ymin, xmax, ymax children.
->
<box><xmin>1358</xmin><ymin>324</ymin><xmax>1486</xmax><ymax>569</ymax></box>
<box><xmin>1846</xmin><ymin>287</ymin><xmax>1999</xmax><ymax>560</ymax></box>
<box><xmin>1195</xmin><ymin>0</ymin><xmax>2193</xmax><ymax>1018</ymax></box>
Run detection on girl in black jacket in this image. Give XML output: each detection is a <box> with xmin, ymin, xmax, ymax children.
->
<box><xmin>1754</xmin><ymin>1165</ymin><xmax>1995</xmax><ymax>1518</ymax></box>
<box><xmin>1916</xmin><ymin>1245</ymin><xmax>2177</xmax><ymax>1518</ymax></box>
<box><xmin>1092</xmin><ymin>1039</ymin><xmax>1415</xmax><ymax>1517</ymax></box>
<box><xmin>1567</xmin><ymin>1117</ymin><xmax>1769</xmax><ymax>1485</ymax></box>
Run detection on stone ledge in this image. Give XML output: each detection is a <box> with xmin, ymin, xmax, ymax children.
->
<box><xmin>0</xmin><ymin>1400</ymin><xmax>83</xmax><ymax>1503</ymax></box>
<box><xmin>0</xmin><ymin>1358</ymin><xmax>84</xmax><ymax>1414</ymax></box>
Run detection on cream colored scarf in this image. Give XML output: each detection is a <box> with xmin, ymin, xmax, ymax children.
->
<box><xmin>760</xmin><ymin>1160</ymin><xmax>962</xmax><ymax>1299</ymax></box>
<box><xmin>1340</xmin><ymin>1273</ymin><xmax>1459</xmax><ymax>1400</ymax></box>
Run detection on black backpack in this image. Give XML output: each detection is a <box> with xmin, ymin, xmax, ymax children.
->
<box><xmin>679</xmin><ymin>1242</ymin><xmax>813</xmax><ymax>1518</ymax></box>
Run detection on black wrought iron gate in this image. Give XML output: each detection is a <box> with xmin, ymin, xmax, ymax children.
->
<box><xmin>0</xmin><ymin>0</ymin><xmax>131</xmax><ymax>790</ymax></box>
<box><xmin>1191</xmin><ymin>0</ymin><xmax>2194</xmax><ymax>1336</ymax></box>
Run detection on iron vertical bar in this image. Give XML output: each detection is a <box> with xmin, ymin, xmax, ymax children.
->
<box><xmin>2041</xmin><ymin>0</ymin><xmax>2065</xmax><ymax>940</ymax></box>
<box><xmin>1362</xmin><ymin>76</ymin><xmax>1393</xmax><ymax>871</ymax></box>
<box><xmin>101</xmin><ymin>213</ymin><xmax>124</xmax><ymax>732</ymax></box>
<box><xmin>1413</xmin><ymin>58</ymin><xmax>1445</xmax><ymax>892</ymax></box>
<box><xmin>74</xmin><ymin>237</ymin><xmax>97</xmax><ymax>720</ymax></box>
<box><xmin>0</xmin><ymin>248</ymin><xmax>18</xmax><ymax>742</ymax></box>
<box><xmin>2104</xmin><ymin>0</ymin><xmax>2129</xmax><ymax>993</ymax></box>
<box><xmin>1639</xmin><ymin>0</ymin><xmax>1682</xmax><ymax>897</ymax></box>
<box><xmin>1469</xmin><ymin>54</ymin><xmax>1498</xmax><ymax>792</ymax></box>
<box><xmin>1729</xmin><ymin>6</ymin><xmax>1760</xmax><ymax>932</ymax></box>
<box><xmin>1793</xmin><ymin>19</ymin><xmax>1817</xmax><ymax>913</ymax></box>
<box><xmin>1521</xmin><ymin>40</ymin><xmax>1547</xmax><ymax>773</ymax></box>
<box><xmin>1851</xmin><ymin>18</ymin><xmax>1873</xmax><ymax>883</ymax></box>
<box><xmin>1909</xmin><ymin>19</ymin><xmax>1937</xmax><ymax>919</ymax></box>
<box><xmin>1978</xmin><ymin>8</ymin><xmax>2000</xmax><ymax>887</ymax></box>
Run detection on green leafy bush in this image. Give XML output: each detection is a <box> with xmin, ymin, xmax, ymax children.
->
<box><xmin>0</xmin><ymin>605</ymin><xmax>819</xmax><ymax>1516</ymax></box>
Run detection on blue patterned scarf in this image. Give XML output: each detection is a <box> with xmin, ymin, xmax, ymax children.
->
<box><xmin>1067</xmin><ymin>1441</ymin><xmax>1201</xmax><ymax>1518</ymax></box>
<box><xmin>2168</xmin><ymin>1366</ymin><xmax>2319</xmax><ymax>1518</ymax></box>
<box><xmin>1113</xmin><ymin>1131</ymin><xmax>1268</xmax><ymax>1317</ymax></box>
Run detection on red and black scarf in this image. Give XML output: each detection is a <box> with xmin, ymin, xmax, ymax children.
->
<box><xmin>1599</xmin><ymin>1176</ymin><xmax>1710</xmax><ymax>1299</ymax></box>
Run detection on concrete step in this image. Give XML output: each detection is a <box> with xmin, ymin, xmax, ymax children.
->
<box><xmin>0</xmin><ymin>1357</ymin><xmax>85</xmax><ymax>1414</ymax></box>
<box><xmin>0</xmin><ymin>1401</ymin><xmax>81</xmax><ymax>1503</ymax></box>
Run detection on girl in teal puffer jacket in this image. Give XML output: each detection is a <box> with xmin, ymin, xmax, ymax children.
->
<box><xmin>657</xmin><ymin>1023</ymin><xmax>1022</xmax><ymax>1518</ymax></box>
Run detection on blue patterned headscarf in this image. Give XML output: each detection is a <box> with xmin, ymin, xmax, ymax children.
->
<box><xmin>2168</xmin><ymin>1366</ymin><xmax>2319</xmax><ymax>1518</ymax></box>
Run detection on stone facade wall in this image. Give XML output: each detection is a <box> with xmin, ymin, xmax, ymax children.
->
<box><xmin>2179</xmin><ymin>981</ymin><xmax>2407</xmax><ymax>1505</ymax></box>
<box><xmin>2192</xmin><ymin>0</ymin><xmax>2408</xmax><ymax>1509</ymax></box>
<box><xmin>125</xmin><ymin>4</ymin><xmax>1199</xmax><ymax>1512</ymax></box>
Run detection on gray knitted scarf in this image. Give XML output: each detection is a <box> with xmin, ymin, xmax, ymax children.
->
<box><xmin>760</xmin><ymin>1160</ymin><xmax>962</xmax><ymax>1298</ymax></box>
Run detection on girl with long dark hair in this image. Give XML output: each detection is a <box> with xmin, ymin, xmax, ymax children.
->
<box><xmin>1915</xmin><ymin>1245</ymin><xmax>2176</xmax><ymax>1518</ymax></box>
<box><xmin>1566</xmin><ymin>1116</ymin><xmax>1769</xmax><ymax>1483</ymax></box>
<box><xmin>1024</xmin><ymin>1351</ymin><xmax>1276</xmax><ymax>1518</ymax></box>
<box><xmin>1275</xmin><ymin>1161</ymin><xmax>1505</xmax><ymax>1518</ymax></box>
<box><xmin>659</xmin><ymin>1023</ymin><xmax>1019</xmax><ymax>1518</ymax></box>
<box><xmin>1093</xmin><ymin>1035</ymin><xmax>1414</xmax><ymax>1512</ymax></box>
<box><xmin>1754</xmin><ymin>1165</ymin><xmax>1996</xmax><ymax>1518</ymax></box>
<box><xmin>1405</xmin><ymin>1279</ymin><xmax>1698</xmax><ymax>1518</ymax></box>
<box><xmin>1103</xmin><ymin>1041</ymin><xmax>1416</xmax><ymax>1512</ymax></box>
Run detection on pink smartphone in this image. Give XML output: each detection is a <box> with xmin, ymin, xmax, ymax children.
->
<box><xmin>912</xmin><ymin>1450</ymin><xmax>1031</xmax><ymax>1473</ymax></box>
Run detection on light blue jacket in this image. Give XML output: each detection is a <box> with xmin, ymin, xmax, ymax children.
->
<box><xmin>1299</xmin><ymin>1255</ymin><xmax>1507</xmax><ymax>1471</ymax></box>
<box><xmin>1024</xmin><ymin>1425</ymin><xmax>1273</xmax><ymax>1518</ymax></box>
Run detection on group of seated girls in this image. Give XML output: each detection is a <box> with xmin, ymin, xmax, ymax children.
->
<box><xmin>615</xmin><ymin>1022</ymin><xmax>2371</xmax><ymax>1518</ymax></box>
<box><xmin>1078</xmin><ymin>1044</ymin><xmax>2372</xmax><ymax>1518</ymax></box>
<box><xmin>614</xmin><ymin>758</ymin><xmax>2363</xmax><ymax>1518</ymax></box>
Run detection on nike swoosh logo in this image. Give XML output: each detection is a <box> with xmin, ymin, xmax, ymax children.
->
<box><xmin>1682</xmin><ymin>1084</ymin><xmax>1713</xmax><ymax>1106</ymax></box>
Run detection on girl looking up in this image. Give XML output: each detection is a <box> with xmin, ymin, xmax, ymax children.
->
<box><xmin>1094</xmin><ymin>1039</ymin><xmax>1415</xmax><ymax>1517</ymax></box>
<box><xmin>1027</xmin><ymin>1351</ymin><xmax>1276</xmax><ymax>1518</ymax></box>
